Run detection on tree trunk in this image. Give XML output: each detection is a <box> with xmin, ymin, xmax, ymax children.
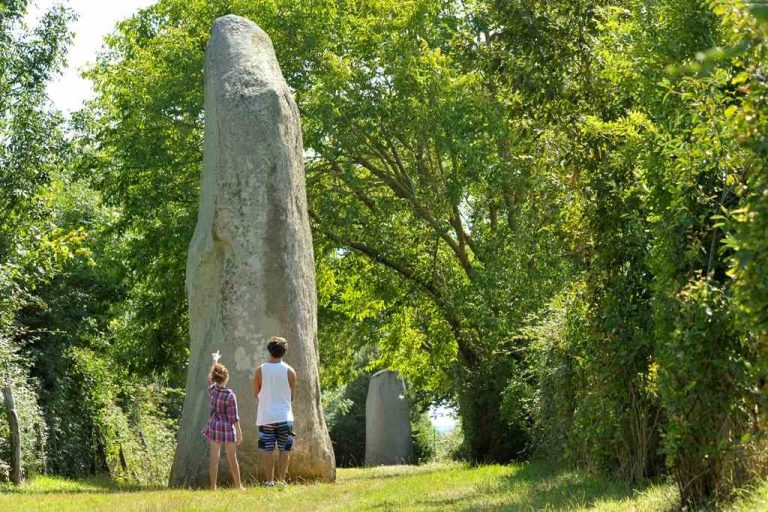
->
<box><xmin>3</xmin><ymin>386</ymin><xmax>23</xmax><ymax>484</ymax></box>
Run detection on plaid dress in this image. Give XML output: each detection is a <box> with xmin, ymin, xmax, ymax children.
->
<box><xmin>201</xmin><ymin>383</ymin><xmax>240</xmax><ymax>443</ymax></box>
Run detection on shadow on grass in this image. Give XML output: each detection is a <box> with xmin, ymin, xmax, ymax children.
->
<box><xmin>413</xmin><ymin>462</ymin><xmax>677</xmax><ymax>512</ymax></box>
<box><xmin>1</xmin><ymin>472</ymin><xmax>336</xmax><ymax>496</ymax></box>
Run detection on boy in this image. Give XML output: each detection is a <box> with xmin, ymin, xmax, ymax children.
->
<box><xmin>253</xmin><ymin>336</ymin><xmax>296</xmax><ymax>487</ymax></box>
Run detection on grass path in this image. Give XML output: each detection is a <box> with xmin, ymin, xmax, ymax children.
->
<box><xmin>3</xmin><ymin>460</ymin><xmax>768</xmax><ymax>510</ymax></box>
<box><xmin>0</xmin><ymin>462</ymin><xmax>685</xmax><ymax>511</ymax></box>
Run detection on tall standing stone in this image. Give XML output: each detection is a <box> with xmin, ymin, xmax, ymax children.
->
<box><xmin>365</xmin><ymin>370</ymin><xmax>413</xmax><ymax>466</ymax></box>
<box><xmin>170</xmin><ymin>14</ymin><xmax>335</xmax><ymax>487</ymax></box>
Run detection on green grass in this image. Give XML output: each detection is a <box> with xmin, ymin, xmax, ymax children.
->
<box><xmin>728</xmin><ymin>480</ymin><xmax>768</xmax><ymax>512</ymax></box>
<box><xmin>17</xmin><ymin>462</ymin><xmax>768</xmax><ymax>511</ymax></box>
<box><xmin>0</xmin><ymin>462</ymin><xmax>684</xmax><ymax>511</ymax></box>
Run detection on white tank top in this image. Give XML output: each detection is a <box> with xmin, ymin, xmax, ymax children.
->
<box><xmin>256</xmin><ymin>361</ymin><xmax>294</xmax><ymax>425</ymax></box>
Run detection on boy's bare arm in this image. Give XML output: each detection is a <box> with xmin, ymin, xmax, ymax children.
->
<box><xmin>287</xmin><ymin>367</ymin><xmax>297</xmax><ymax>401</ymax></box>
<box><xmin>253</xmin><ymin>366</ymin><xmax>262</xmax><ymax>396</ymax></box>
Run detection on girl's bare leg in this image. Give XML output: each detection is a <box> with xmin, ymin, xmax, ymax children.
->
<box><xmin>209</xmin><ymin>440</ymin><xmax>222</xmax><ymax>490</ymax></box>
<box><xmin>224</xmin><ymin>442</ymin><xmax>243</xmax><ymax>489</ymax></box>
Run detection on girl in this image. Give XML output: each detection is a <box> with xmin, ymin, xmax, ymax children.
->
<box><xmin>202</xmin><ymin>350</ymin><xmax>244</xmax><ymax>490</ymax></box>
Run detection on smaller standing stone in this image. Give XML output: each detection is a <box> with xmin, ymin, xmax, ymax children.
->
<box><xmin>365</xmin><ymin>370</ymin><xmax>413</xmax><ymax>466</ymax></box>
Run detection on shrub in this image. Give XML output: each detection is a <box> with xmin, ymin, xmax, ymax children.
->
<box><xmin>656</xmin><ymin>278</ymin><xmax>757</xmax><ymax>507</ymax></box>
<box><xmin>499</xmin><ymin>363</ymin><xmax>535</xmax><ymax>455</ymax></box>
<box><xmin>44</xmin><ymin>348</ymin><xmax>176</xmax><ymax>483</ymax></box>
<box><xmin>525</xmin><ymin>279</ymin><xmax>663</xmax><ymax>480</ymax></box>
<box><xmin>525</xmin><ymin>282</ymin><xmax>587</xmax><ymax>465</ymax></box>
<box><xmin>434</xmin><ymin>422</ymin><xmax>466</xmax><ymax>462</ymax></box>
<box><xmin>327</xmin><ymin>374</ymin><xmax>368</xmax><ymax>467</ymax></box>
<box><xmin>0</xmin><ymin>337</ymin><xmax>47</xmax><ymax>480</ymax></box>
<box><xmin>411</xmin><ymin>409</ymin><xmax>437</xmax><ymax>464</ymax></box>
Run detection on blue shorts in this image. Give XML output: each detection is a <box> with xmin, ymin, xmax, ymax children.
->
<box><xmin>258</xmin><ymin>421</ymin><xmax>294</xmax><ymax>452</ymax></box>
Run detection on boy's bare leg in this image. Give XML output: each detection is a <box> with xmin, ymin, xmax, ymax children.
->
<box><xmin>277</xmin><ymin>451</ymin><xmax>290</xmax><ymax>481</ymax></box>
<box><xmin>224</xmin><ymin>442</ymin><xmax>243</xmax><ymax>489</ymax></box>
<box><xmin>209</xmin><ymin>440</ymin><xmax>221</xmax><ymax>490</ymax></box>
<box><xmin>262</xmin><ymin>449</ymin><xmax>275</xmax><ymax>483</ymax></box>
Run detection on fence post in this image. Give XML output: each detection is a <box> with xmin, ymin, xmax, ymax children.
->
<box><xmin>3</xmin><ymin>385</ymin><xmax>23</xmax><ymax>484</ymax></box>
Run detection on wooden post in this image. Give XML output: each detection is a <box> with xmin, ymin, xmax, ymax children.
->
<box><xmin>3</xmin><ymin>386</ymin><xmax>23</xmax><ymax>484</ymax></box>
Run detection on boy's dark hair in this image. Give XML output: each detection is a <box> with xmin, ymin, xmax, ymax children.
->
<box><xmin>211</xmin><ymin>363</ymin><xmax>229</xmax><ymax>384</ymax></box>
<box><xmin>267</xmin><ymin>336</ymin><xmax>288</xmax><ymax>358</ymax></box>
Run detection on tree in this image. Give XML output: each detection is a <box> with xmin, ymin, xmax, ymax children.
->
<box><xmin>0</xmin><ymin>0</ymin><xmax>78</xmax><ymax>478</ymax></box>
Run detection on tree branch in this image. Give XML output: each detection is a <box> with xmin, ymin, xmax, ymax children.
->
<box><xmin>351</xmin><ymin>155</ymin><xmax>476</xmax><ymax>279</ymax></box>
<box><xmin>309</xmin><ymin>209</ymin><xmax>478</xmax><ymax>366</ymax></box>
<box><xmin>309</xmin><ymin>209</ymin><xmax>440</xmax><ymax>301</ymax></box>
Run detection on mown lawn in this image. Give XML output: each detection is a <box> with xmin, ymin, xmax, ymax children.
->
<box><xmin>2</xmin><ymin>461</ymin><xmax>765</xmax><ymax>511</ymax></box>
<box><xmin>0</xmin><ymin>462</ymin><xmax>681</xmax><ymax>512</ymax></box>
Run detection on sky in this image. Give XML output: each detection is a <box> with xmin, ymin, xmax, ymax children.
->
<box><xmin>26</xmin><ymin>0</ymin><xmax>157</xmax><ymax>113</ymax></box>
<box><xmin>429</xmin><ymin>405</ymin><xmax>457</xmax><ymax>435</ymax></box>
<box><xmin>25</xmin><ymin>0</ymin><xmax>460</xmax><ymax>436</ymax></box>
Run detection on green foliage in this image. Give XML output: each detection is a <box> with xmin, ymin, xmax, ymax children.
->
<box><xmin>484</xmin><ymin>0</ymin><xmax>766</xmax><ymax>506</ymax></box>
<box><xmin>410</xmin><ymin>410</ymin><xmax>437</xmax><ymax>464</ymax></box>
<box><xmin>0</xmin><ymin>0</ymin><xmax>79</xmax><ymax>481</ymax></box>
<box><xmin>0</xmin><ymin>0</ymin><xmax>76</xmax><ymax>335</ymax></box>
<box><xmin>0</xmin><ymin>0</ymin><xmax>178</xmax><ymax>485</ymax></box>
<box><xmin>656</xmin><ymin>279</ymin><xmax>755</xmax><ymax>507</ymax></box>
<box><xmin>523</xmin><ymin>284</ymin><xmax>588</xmax><ymax>465</ymax></box>
<box><xmin>434</xmin><ymin>423</ymin><xmax>466</xmax><ymax>462</ymax></box>
<box><xmin>714</xmin><ymin>1</ymin><xmax>768</xmax><ymax>356</ymax></box>
<box><xmin>45</xmin><ymin>347</ymin><xmax>175</xmax><ymax>483</ymax></box>
<box><xmin>326</xmin><ymin>374</ymin><xmax>368</xmax><ymax>468</ymax></box>
<box><xmin>320</xmin><ymin>384</ymin><xmax>354</xmax><ymax>433</ymax></box>
<box><xmin>499</xmin><ymin>365</ymin><xmax>534</xmax><ymax>445</ymax></box>
<box><xmin>0</xmin><ymin>338</ymin><xmax>47</xmax><ymax>480</ymax></box>
<box><xmin>524</xmin><ymin>279</ymin><xmax>663</xmax><ymax>479</ymax></box>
